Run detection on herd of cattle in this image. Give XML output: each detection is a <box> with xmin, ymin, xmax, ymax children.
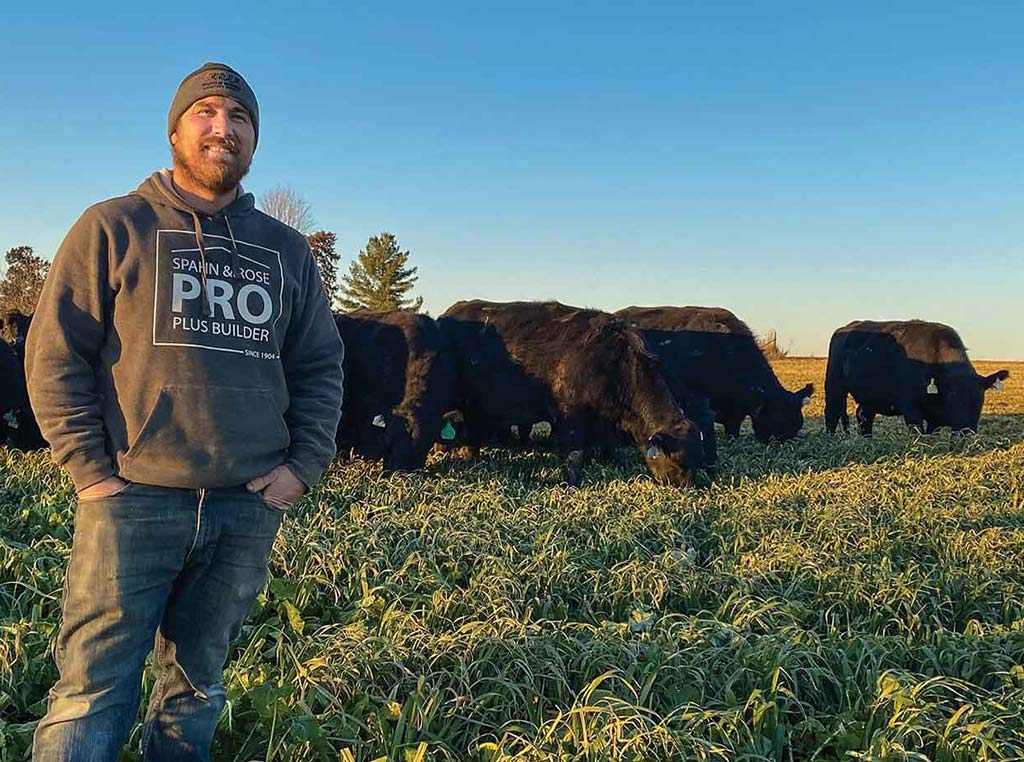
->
<box><xmin>0</xmin><ymin>302</ymin><xmax>1011</xmax><ymax>488</ymax></box>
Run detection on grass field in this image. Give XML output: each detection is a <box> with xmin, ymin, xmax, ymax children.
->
<box><xmin>2</xmin><ymin>359</ymin><xmax>1023</xmax><ymax>760</ymax></box>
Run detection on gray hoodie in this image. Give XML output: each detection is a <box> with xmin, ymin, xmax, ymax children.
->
<box><xmin>25</xmin><ymin>171</ymin><xmax>344</xmax><ymax>491</ymax></box>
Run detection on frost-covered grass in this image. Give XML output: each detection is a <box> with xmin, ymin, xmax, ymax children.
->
<box><xmin>2</xmin><ymin>398</ymin><xmax>1024</xmax><ymax>760</ymax></box>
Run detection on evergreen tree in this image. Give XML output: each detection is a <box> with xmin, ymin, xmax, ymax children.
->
<box><xmin>307</xmin><ymin>230</ymin><xmax>340</xmax><ymax>306</ymax></box>
<box><xmin>0</xmin><ymin>245</ymin><xmax>49</xmax><ymax>320</ymax></box>
<box><xmin>339</xmin><ymin>233</ymin><xmax>423</xmax><ymax>312</ymax></box>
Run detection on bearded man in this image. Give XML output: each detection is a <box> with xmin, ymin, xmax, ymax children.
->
<box><xmin>26</xmin><ymin>62</ymin><xmax>344</xmax><ymax>761</ymax></box>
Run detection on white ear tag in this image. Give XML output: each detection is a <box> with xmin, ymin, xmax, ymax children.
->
<box><xmin>646</xmin><ymin>445</ymin><xmax>661</xmax><ymax>459</ymax></box>
<box><xmin>802</xmin><ymin>396</ymin><xmax>811</xmax><ymax>407</ymax></box>
<box><xmin>994</xmin><ymin>379</ymin><xmax>1005</xmax><ymax>391</ymax></box>
<box><xmin>372</xmin><ymin>414</ymin><xmax>387</xmax><ymax>428</ymax></box>
<box><xmin>699</xmin><ymin>431</ymin><xmax>705</xmax><ymax>442</ymax></box>
<box><xmin>927</xmin><ymin>379</ymin><xmax>939</xmax><ymax>395</ymax></box>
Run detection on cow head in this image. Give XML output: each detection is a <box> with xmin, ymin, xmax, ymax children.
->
<box><xmin>681</xmin><ymin>393</ymin><xmax>718</xmax><ymax>474</ymax></box>
<box><xmin>360</xmin><ymin>411</ymin><xmax>431</xmax><ymax>473</ymax></box>
<box><xmin>751</xmin><ymin>383</ymin><xmax>814</xmax><ymax>443</ymax></box>
<box><xmin>926</xmin><ymin>370</ymin><xmax>1008</xmax><ymax>433</ymax></box>
<box><xmin>642</xmin><ymin>424</ymin><xmax>701</xmax><ymax>487</ymax></box>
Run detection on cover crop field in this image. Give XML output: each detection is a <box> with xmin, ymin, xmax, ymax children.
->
<box><xmin>2</xmin><ymin>358</ymin><xmax>1023</xmax><ymax>761</ymax></box>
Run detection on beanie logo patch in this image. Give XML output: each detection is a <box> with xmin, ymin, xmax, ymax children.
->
<box><xmin>203</xmin><ymin>70</ymin><xmax>243</xmax><ymax>94</ymax></box>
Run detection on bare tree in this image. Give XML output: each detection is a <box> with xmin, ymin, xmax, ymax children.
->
<box><xmin>258</xmin><ymin>186</ymin><xmax>315</xmax><ymax>234</ymax></box>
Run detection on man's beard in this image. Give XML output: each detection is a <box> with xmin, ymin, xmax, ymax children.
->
<box><xmin>172</xmin><ymin>137</ymin><xmax>252</xmax><ymax>195</ymax></box>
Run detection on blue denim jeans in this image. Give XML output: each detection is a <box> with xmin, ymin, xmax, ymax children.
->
<box><xmin>32</xmin><ymin>483</ymin><xmax>284</xmax><ymax>762</ymax></box>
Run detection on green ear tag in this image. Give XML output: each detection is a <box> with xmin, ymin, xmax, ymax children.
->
<box><xmin>441</xmin><ymin>421</ymin><xmax>457</xmax><ymax>441</ymax></box>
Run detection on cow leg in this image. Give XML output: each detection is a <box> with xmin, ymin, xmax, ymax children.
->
<box><xmin>902</xmin><ymin>403</ymin><xmax>925</xmax><ymax>434</ymax></box>
<box><xmin>856</xmin><ymin>405</ymin><xmax>875</xmax><ymax>437</ymax></box>
<box><xmin>720</xmin><ymin>409</ymin><xmax>743</xmax><ymax>438</ymax></box>
<box><xmin>555</xmin><ymin>416</ymin><xmax>590</xmax><ymax>486</ymax></box>
<box><xmin>562</xmin><ymin>449</ymin><xmax>586</xmax><ymax>486</ymax></box>
<box><xmin>824</xmin><ymin>387</ymin><xmax>849</xmax><ymax>434</ymax></box>
<box><xmin>511</xmin><ymin>423</ymin><xmax>532</xmax><ymax>448</ymax></box>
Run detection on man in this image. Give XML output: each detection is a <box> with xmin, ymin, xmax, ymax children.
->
<box><xmin>26</xmin><ymin>62</ymin><xmax>344</xmax><ymax>761</ymax></box>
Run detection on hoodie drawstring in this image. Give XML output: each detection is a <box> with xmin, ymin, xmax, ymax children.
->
<box><xmin>190</xmin><ymin>209</ymin><xmax>244</xmax><ymax>318</ymax></box>
<box><xmin>190</xmin><ymin>209</ymin><xmax>212</xmax><ymax>316</ymax></box>
<box><xmin>223</xmin><ymin>214</ymin><xmax>243</xmax><ymax>283</ymax></box>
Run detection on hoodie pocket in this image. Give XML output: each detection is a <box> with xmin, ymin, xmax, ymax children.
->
<box><xmin>121</xmin><ymin>385</ymin><xmax>290</xmax><ymax>488</ymax></box>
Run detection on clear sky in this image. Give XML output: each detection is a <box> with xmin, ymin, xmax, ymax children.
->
<box><xmin>2</xmin><ymin>1</ymin><xmax>1021</xmax><ymax>359</ymax></box>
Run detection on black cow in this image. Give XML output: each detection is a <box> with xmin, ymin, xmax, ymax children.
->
<box><xmin>0</xmin><ymin>339</ymin><xmax>26</xmax><ymax>442</ymax></box>
<box><xmin>4</xmin><ymin>310</ymin><xmax>32</xmax><ymax>349</ymax></box>
<box><xmin>333</xmin><ymin>309</ymin><xmax>456</xmax><ymax>472</ymax></box>
<box><xmin>439</xmin><ymin>300</ymin><xmax>709</xmax><ymax>487</ymax></box>
<box><xmin>825</xmin><ymin>320</ymin><xmax>1009</xmax><ymax>435</ymax></box>
<box><xmin>0</xmin><ymin>337</ymin><xmax>45</xmax><ymax>450</ymax></box>
<box><xmin>617</xmin><ymin>306</ymin><xmax>814</xmax><ymax>442</ymax></box>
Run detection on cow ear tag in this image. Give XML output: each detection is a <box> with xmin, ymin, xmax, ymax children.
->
<box><xmin>372</xmin><ymin>414</ymin><xmax>387</xmax><ymax>428</ymax></box>
<box><xmin>440</xmin><ymin>421</ymin><xmax>456</xmax><ymax>441</ymax></box>
<box><xmin>646</xmin><ymin>445</ymin><xmax>662</xmax><ymax>459</ymax></box>
<box><xmin>994</xmin><ymin>379</ymin><xmax>1005</xmax><ymax>391</ymax></box>
<box><xmin>927</xmin><ymin>379</ymin><xmax>939</xmax><ymax>395</ymax></box>
<box><xmin>802</xmin><ymin>396</ymin><xmax>812</xmax><ymax>407</ymax></box>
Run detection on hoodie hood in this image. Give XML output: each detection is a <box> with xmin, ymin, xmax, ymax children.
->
<box><xmin>134</xmin><ymin>170</ymin><xmax>256</xmax><ymax>315</ymax></box>
<box><xmin>135</xmin><ymin>169</ymin><xmax>256</xmax><ymax>215</ymax></box>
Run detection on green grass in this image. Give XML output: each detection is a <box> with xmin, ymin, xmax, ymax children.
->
<box><xmin>3</xmin><ymin>412</ymin><xmax>1024</xmax><ymax>760</ymax></box>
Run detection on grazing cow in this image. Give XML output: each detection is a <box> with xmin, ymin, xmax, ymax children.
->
<box><xmin>4</xmin><ymin>311</ymin><xmax>32</xmax><ymax>348</ymax></box>
<box><xmin>333</xmin><ymin>309</ymin><xmax>456</xmax><ymax>472</ymax></box>
<box><xmin>0</xmin><ymin>339</ymin><xmax>27</xmax><ymax>441</ymax></box>
<box><xmin>617</xmin><ymin>306</ymin><xmax>814</xmax><ymax>442</ymax></box>
<box><xmin>825</xmin><ymin>320</ymin><xmax>1009</xmax><ymax>435</ymax></box>
<box><xmin>0</xmin><ymin>333</ymin><xmax>45</xmax><ymax>450</ymax></box>
<box><xmin>439</xmin><ymin>300</ymin><xmax>710</xmax><ymax>486</ymax></box>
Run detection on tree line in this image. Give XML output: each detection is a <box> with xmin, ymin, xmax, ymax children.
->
<box><xmin>0</xmin><ymin>186</ymin><xmax>424</xmax><ymax>326</ymax></box>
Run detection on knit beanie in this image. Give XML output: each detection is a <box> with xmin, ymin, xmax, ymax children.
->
<box><xmin>167</xmin><ymin>62</ymin><xmax>260</xmax><ymax>147</ymax></box>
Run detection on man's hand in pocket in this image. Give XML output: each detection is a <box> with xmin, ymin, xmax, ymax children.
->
<box><xmin>77</xmin><ymin>476</ymin><xmax>129</xmax><ymax>500</ymax></box>
<box><xmin>246</xmin><ymin>465</ymin><xmax>305</xmax><ymax>511</ymax></box>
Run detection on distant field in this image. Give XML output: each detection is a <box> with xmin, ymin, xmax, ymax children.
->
<box><xmin>2</xmin><ymin>363</ymin><xmax>1023</xmax><ymax>760</ymax></box>
<box><xmin>772</xmin><ymin>357</ymin><xmax>1024</xmax><ymax>418</ymax></box>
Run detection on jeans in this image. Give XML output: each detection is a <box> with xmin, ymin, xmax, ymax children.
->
<box><xmin>32</xmin><ymin>483</ymin><xmax>284</xmax><ymax>762</ymax></box>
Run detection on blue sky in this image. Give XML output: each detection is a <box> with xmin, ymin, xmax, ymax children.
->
<box><xmin>2</xmin><ymin>1</ymin><xmax>1021</xmax><ymax>359</ymax></box>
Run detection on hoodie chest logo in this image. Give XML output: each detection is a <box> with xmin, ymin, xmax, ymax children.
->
<box><xmin>153</xmin><ymin>229</ymin><xmax>284</xmax><ymax>359</ymax></box>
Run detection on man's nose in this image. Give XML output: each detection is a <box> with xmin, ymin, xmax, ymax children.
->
<box><xmin>209</xmin><ymin>111</ymin><xmax>232</xmax><ymax>137</ymax></box>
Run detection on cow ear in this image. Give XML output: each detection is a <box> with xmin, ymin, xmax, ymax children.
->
<box><xmin>980</xmin><ymin>369</ymin><xmax>1010</xmax><ymax>391</ymax></box>
<box><xmin>796</xmin><ymin>383</ymin><xmax>814</xmax><ymax>405</ymax></box>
